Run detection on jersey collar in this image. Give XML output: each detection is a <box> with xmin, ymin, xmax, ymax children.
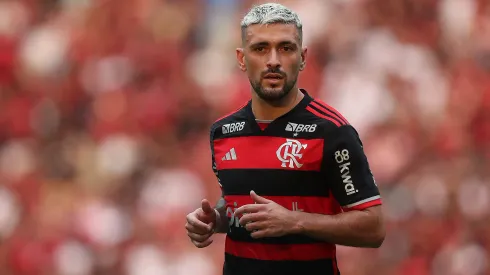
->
<box><xmin>246</xmin><ymin>89</ymin><xmax>313</xmax><ymax>132</ymax></box>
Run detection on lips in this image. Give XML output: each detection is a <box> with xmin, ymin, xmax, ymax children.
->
<box><xmin>263</xmin><ymin>73</ymin><xmax>283</xmax><ymax>79</ymax></box>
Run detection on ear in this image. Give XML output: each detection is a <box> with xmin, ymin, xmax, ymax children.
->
<box><xmin>300</xmin><ymin>47</ymin><xmax>307</xmax><ymax>71</ymax></box>
<box><xmin>236</xmin><ymin>48</ymin><xmax>247</xmax><ymax>72</ymax></box>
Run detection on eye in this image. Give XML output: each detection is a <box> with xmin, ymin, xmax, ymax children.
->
<box><xmin>283</xmin><ymin>46</ymin><xmax>292</xmax><ymax>51</ymax></box>
<box><xmin>254</xmin><ymin>47</ymin><xmax>265</xmax><ymax>52</ymax></box>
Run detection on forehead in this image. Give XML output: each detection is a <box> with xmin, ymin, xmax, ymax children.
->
<box><xmin>245</xmin><ymin>23</ymin><xmax>300</xmax><ymax>45</ymax></box>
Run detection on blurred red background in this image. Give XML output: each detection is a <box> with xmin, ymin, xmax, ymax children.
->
<box><xmin>0</xmin><ymin>0</ymin><xmax>489</xmax><ymax>274</ymax></box>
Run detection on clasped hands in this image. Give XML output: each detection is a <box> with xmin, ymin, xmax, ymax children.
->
<box><xmin>185</xmin><ymin>190</ymin><xmax>301</xmax><ymax>248</ymax></box>
<box><xmin>234</xmin><ymin>190</ymin><xmax>300</xmax><ymax>239</ymax></box>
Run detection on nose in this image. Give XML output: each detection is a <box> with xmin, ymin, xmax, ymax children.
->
<box><xmin>266</xmin><ymin>49</ymin><xmax>281</xmax><ymax>69</ymax></box>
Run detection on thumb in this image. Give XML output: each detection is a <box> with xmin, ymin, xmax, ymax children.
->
<box><xmin>250</xmin><ymin>190</ymin><xmax>272</xmax><ymax>204</ymax></box>
<box><xmin>201</xmin><ymin>199</ymin><xmax>214</xmax><ymax>215</ymax></box>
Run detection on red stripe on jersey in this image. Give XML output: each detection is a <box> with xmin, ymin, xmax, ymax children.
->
<box><xmin>306</xmin><ymin>106</ymin><xmax>342</xmax><ymax>127</ymax></box>
<box><xmin>343</xmin><ymin>198</ymin><xmax>382</xmax><ymax>212</ymax></box>
<box><xmin>224</xmin><ymin>195</ymin><xmax>340</xmax><ymax>216</ymax></box>
<box><xmin>312</xmin><ymin>100</ymin><xmax>349</xmax><ymax>125</ymax></box>
<box><xmin>214</xmin><ymin>102</ymin><xmax>248</xmax><ymax>123</ymax></box>
<box><xmin>310</xmin><ymin>101</ymin><xmax>347</xmax><ymax>126</ymax></box>
<box><xmin>225</xmin><ymin>237</ymin><xmax>336</xmax><ymax>261</ymax></box>
<box><xmin>256</xmin><ymin>122</ymin><xmax>270</xmax><ymax>130</ymax></box>
<box><xmin>214</xmin><ymin>136</ymin><xmax>324</xmax><ymax>171</ymax></box>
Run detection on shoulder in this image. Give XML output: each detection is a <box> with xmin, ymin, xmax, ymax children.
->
<box><xmin>301</xmin><ymin>97</ymin><xmax>352</xmax><ymax>133</ymax></box>
<box><xmin>298</xmin><ymin>96</ymin><xmax>365</xmax><ymax>147</ymax></box>
<box><xmin>209</xmin><ymin>101</ymin><xmax>250</xmax><ymax>141</ymax></box>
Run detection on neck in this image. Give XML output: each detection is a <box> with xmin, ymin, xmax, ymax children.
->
<box><xmin>251</xmin><ymin>88</ymin><xmax>304</xmax><ymax>121</ymax></box>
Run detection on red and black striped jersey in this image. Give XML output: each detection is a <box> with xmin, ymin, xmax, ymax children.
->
<box><xmin>209</xmin><ymin>90</ymin><xmax>382</xmax><ymax>275</ymax></box>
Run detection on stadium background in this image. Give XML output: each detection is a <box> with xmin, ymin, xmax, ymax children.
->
<box><xmin>0</xmin><ymin>0</ymin><xmax>489</xmax><ymax>274</ymax></box>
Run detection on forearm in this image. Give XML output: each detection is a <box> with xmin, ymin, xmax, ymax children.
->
<box><xmin>214</xmin><ymin>197</ymin><xmax>229</xmax><ymax>233</ymax></box>
<box><xmin>293</xmin><ymin>206</ymin><xmax>385</xmax><ymax>248</ymax></box>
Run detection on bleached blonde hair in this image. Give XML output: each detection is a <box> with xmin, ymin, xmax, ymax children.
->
<box><xmin>240</xmin><ymin>3</ymin><xmax>303</xmax><ymax>44</ymax></box>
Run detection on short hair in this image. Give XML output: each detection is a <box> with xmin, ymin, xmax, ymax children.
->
<box><xmin>240</xmin><ymin>3</ymin><xmax>303</xmax><ymax>44</ymax></box>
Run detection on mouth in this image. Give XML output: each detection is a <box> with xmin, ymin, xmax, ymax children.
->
<box><xmin>263</xmin><ymin>73</ymin><xmax>284</xmax><ymax>80</ymax></box>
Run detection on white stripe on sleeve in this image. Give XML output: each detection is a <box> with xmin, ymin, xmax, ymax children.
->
<box><xmin>343</xmin><ymin>195</ymin><xmax>381</xmax><ymax>208</ymax></box>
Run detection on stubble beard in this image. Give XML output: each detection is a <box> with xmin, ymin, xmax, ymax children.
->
<box><xmin>250</xmin><ymin>76</ymin><xmax>298</xmax><ymax>103</ymax></box>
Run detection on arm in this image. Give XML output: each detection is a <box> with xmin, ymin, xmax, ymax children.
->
<box><xmin>235</xmin><ymin>125</ymin><xmax>385</xmax><ymax>247</ymax></box>
<box><xmin>295</xmin><ymin>125</ymin><xmax>385</xmax><ymax>247</ymax></box>
<box><xmin>291</xmin><ymin>205</ymin><xmax>384</xmax><ymax>248</ymax></box>
<box><xmin>236</xmin><ymin>191</ymin><xmax>384</xmax><ymax>247</ymax></box>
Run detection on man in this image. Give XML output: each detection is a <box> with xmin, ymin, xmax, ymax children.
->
<box><xmin>185</xmin><ymin>3</ymin><xmax>385</xmax><ymax>275</ymax></box>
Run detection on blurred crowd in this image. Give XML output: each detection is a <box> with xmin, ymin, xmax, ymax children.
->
<box><xmin>0</xmin><ymin>0</ymin><xmax>489</xmax><ymax>274</ymax></box>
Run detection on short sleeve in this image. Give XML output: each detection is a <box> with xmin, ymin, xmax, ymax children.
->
<box><xmin>325</xmin><ymin>125</ymin><xmax>382</xmax><ymax>211</ymax></box>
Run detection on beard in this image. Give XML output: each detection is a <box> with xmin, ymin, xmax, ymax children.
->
<box><xmin>250</xmin><ymin>74</ymin><xmax>298</xmax><ymax>103</ymax></box>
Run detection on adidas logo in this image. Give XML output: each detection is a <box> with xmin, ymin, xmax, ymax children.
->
<box><xmin>222</xmin><ymin>148</ymin><xmax>237</xmax><ymax>161</ymax></box>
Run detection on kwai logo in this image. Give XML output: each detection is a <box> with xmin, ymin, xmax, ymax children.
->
<box><xmin>335</xmin><ymin>149</ymin><xmax>358</xmax><ymax>196</ymax></box>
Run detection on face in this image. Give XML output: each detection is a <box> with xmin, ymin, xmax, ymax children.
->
<box><xmin>237</xmin><ymin>23</ymin><xmax>307</xmax><ymax>102</ymax></box>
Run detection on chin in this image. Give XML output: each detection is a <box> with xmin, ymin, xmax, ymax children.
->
<box><xmin>256</xmin><ymin>88</ymin><xmax>289</xmax><ymax>102</ymax></box>
<box><xmin>250</xmin><ymin>79</ymin><xmax>296</xmax><ymax>103</ymax></box>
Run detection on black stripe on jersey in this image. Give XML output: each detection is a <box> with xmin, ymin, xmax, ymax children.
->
<box><xmin>227</xmin><ymin>229</ymin><xmax>321</xmax><ymax>245</ymax></box>
<box><xmin>218</xmin><ymin>169</ymin><xmax>329</xmax><ymax>197</ymax></box>
<box><xmin>223</xmin><ymin>254</ymin><xmax>338</xmax><ymax>275</ymax></box>
<box><xmin>307</xmin><ymin>103</ymin><xmax>345</xmax><ymax>126</ymax></box>
<box><xmin>313</xmin><ymin>100</ymin><xmax>349</xmax><ymax>125</ymax></box>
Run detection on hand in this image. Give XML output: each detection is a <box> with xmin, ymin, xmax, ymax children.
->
<box><xmin>185</xmin><ymin>199</ymin><xmax>217</xmax><ymax>248</ymax></box>
<box><xmin>235</xmin><ymin>191</ymin><xmax>299</xmax><ymax>239</ymax></box>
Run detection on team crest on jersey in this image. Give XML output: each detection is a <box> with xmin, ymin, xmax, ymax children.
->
<box><xmin>276</xmin><ymin>139</ymin><xmax>307</xmax><ymax>169</ymax></box>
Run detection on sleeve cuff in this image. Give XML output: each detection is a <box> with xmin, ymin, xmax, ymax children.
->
<box><xmin>342</xmin><ymin>195</ymin><xmax>382</xmax><ymax>212</ymax></box>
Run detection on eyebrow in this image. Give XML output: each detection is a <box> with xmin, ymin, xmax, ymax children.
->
<box><xmin>249</xmin><ymin>40</ymin><xmax>297</xmax><ymax>48</ymax></box>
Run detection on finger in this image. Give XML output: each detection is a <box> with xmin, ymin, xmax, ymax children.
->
<box><xmin>235</xmin><ymin>204</ymin><xmax>264</xmax><ymax>217</ymax></box>
<box><xmin>250</xmin><ymin>229</ymin><xmax>270</xmax><ymax>239</ymax></box>
<box><xmin>185</xmin><ymin>222</ymin><xmax>210</xmax><ymax>235</ymax></box>
<box><xmin>185</xmin><ymin>221</ymin><xmax>214</xmax><ymax>235</ymax></box>
<box><xmin>250</xmin><ymin>190</ymin><xmax>273</xmax><ymax>204</ymax></box>
<box><xmin>186</xmin><ymin>221</ymin><xmax>214</xmax><ymax>235</ymax></box>
<box><xmin>187</xmin><ymin>231</ymin><xmax>213</xmax><ymax>242</ymax></box>
<box><xmin>196</xmin><ymin>210</ymin><xmax>216</xmax><ymax>226</ymax></box>
<box><xmin>186</xmin><ymin>215</ymin><xmax>214</xmax><ymax>233</ymax></box>
<box><xmin>201</xmin><ymin>199</ymin><xmax>214</xmax><ymax>214</ymax></box>
<box><xmin>245</xmin><ymin>221</ymin><xmax>267</xmax><ymax>232</ymax></box>
<box><xmin>239</xmin><ymin>213</ymin><xmax>266</xmax><ymax>226</ymax></box>
<box><xmin>192</xmin><ymin>238</ymin><xmax>213</xmax><ymax>248</ymax></box>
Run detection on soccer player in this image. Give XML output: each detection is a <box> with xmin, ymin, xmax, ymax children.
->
<box><xmin>185</xmin><ymin>3</ymin><xmax>385</xmax><ymax>275</ymax></box>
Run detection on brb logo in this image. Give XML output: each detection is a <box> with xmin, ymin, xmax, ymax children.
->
<box><xmin>276</xmin><ymin>139</ymin><xmax>308</xmax><ymax>169</ymax></box>
<box><xmin>222</xmin><ymin>122</ymin><xmax>245</xmax><ymax>134</ymax></box>
<box><xmin>285</xmin><ymin>122</ymin><xmax>317</xmax><ymax>133</ymax></box>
